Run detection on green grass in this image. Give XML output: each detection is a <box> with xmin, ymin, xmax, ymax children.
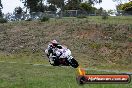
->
<box><xmin>0</xmin><ymin>52</ymin><xmax>131</xmax><ymax>88</ymax></box>
<box><xmin>0</xmin><ymin>51</ymin><xmax>131</xmax><ymax>71</ymax></box>
<box><xmin>0</xmin><ymin>52</ymin><xmax>48</xmax><ymax>65</ymax></box>
<box><xmin>0</xmin><ymin>62</ymin><xmax>131</xmax><ymax>88</ymax></box>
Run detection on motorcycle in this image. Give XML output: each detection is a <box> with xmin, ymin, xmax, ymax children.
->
<box><xmin>45</xmin><ymin>46</ymin><xmax>79</xmax><ymax>68</ymax></box>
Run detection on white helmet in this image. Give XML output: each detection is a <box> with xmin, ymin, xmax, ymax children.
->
<box><xmin>51</xmin><ymin>39</ymin><xmax>58</xmax><ymax>44</ymax></box>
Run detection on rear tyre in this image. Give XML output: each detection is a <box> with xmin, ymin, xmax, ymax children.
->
<box><xmin>69</xmin><ymin>58</ymin><xmax>79</xmax><ymax>68</ymax></box>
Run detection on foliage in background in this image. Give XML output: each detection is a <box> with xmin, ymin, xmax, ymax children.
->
<box><xmin>14</xmin><ymin>7</ymin><xmax>23</xmax><ymax>14</ymax></box>
<box><xmin>113</xmin><ymin>0</ymin><xmax>130</xmax><ymax>4</ymax></box>
<box><xmin>107</xmin><ymin>9</ymin><xmax>114</xmax><ymax>15</ymax></box>
<box><xmin>40</xmin><ymin>16</ymin><xmax>50</xmax><ymax>22</ymax></box>
<box><xmin>20</xmin><ymin>0</ymin><xmax>45</xmax><ymax>13</ymax></box>
<box><xmin>85</xmin><ymin>0</ymin><xmax>102</xmax><ymax>4</ymax></box>
<box><xmin>47</xmin><ymin>0</ymin><xmax>64</xmax><ymax>11</ymax></box>
<box><xmin>0</xmin><ymin>0</ymin><xmax>2</xmax><ymax>9</ymax></box>
<box><xmin>80</xmin><ymin>2</ymin><xmax>97</xmax><ymax>14</ymax></box>
<box><xmin>0</xmin><ymin>18</ymin><xmax>7</xmax><ymax>23</ymax></box>
<box><xmin>25</xmin><ymin>18</ymin><xmax>32</xmax><ymax>21</ymax></box>
<box><xmin>116</xmin><ymin>1</ymin><xmax>132</xmax><ymax>11</ymax></box>
<box><xmin>64</xmin><ymin>0</ymin><xmax>102</xmax><ymax>10</ymax></box>
<box><xmin>64</xmin><ymin>0</ymin><xmax>81</xmax><ymax>10</ymax></box>
<box><xmin>19</xmin><ymin>0</ymin><xmax>102</xmax><ymax>13</ymax></box>
<box><xmin>95</xmin><ymin>7</ymin><xmax>104</xmax><ymax>15</ymax></box>
<box><xmin>48</xmin><ymin>5</ymin><xmax>57</xmax><ymax>11</ymax></box>
<box><xmin>0</xmin><ymin>9</ymin><xmax>2</xmax><ymax>17</ymax></box>
<box><xmin>0</xmin><ymin>0</ymin><xmax>3</xmax><ymax>18</ymax></box>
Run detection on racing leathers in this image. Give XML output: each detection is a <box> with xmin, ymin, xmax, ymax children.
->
<box><xmin>45</xmin><ymin>43</ymin><xmax>63</xmax><ymax>61</ymax></box>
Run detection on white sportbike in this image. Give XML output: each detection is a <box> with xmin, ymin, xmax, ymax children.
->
<box><xmin>45</xmin><ymin>46</ymin><xmax>79</xmax><ymax>68</ymax></box>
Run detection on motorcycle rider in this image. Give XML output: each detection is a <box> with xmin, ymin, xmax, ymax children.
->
<box><xmin>45</xmin><ymin>40</ymin><xmax>58</xmax><ymax>56</ymax></box>
<box><xmin>45</xmin><ymin>40</ymin><xmax>79</xmax><ymax>68</ymax></box>
<box><xmin>45</xmin><ymin>40</ymin><xmax>63</xmax><ymax>63</ymax></box>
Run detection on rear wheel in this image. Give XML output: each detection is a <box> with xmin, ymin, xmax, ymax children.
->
<box><xmin>69</xmin><ymin>58</ymin><xmax>79</xmax><ymax>68</ymax></box>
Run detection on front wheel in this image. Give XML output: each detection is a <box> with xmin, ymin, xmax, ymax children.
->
<box><xmin>69</xmin><ymin>58</ymin><xmax>79</xmax><ymax>68</ymax></box>
<box><xmin>49</xmin><ymin>57</ymin><xmax>60</xmax><ymax>66</ymax></box>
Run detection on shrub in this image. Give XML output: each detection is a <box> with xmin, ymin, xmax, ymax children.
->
<box><xmin>25</xmin><ymin>18</ymin><xmax>32</xmax><ymax>21</ymax></box>
<box><xmin>0</xmin><ymin>18</ymin><xmax>7</xmax><ymax>23</ymax></box>
<box><xmin>102</xmin><ymin>15</ymin><xmax>108</xmax><ymax>20</ymax></box>
<box><xmin>40</xmin><ymin>17</ymin><xmax>50</xmax><ymax>22</ymax></box>
<box><xmin>102</xmin><ymin>12</ymin><xmax>108</xmax><ymax>20</ymax></box>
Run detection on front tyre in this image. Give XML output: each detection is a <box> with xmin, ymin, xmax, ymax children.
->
<box><xmin>49</xmin><ymin>57</ymin><xmax>60</xmax><ymax>66</ymax></box>
<box><xmin>69</xmin><ymin>58</ymin><xmax>79</xmax><ymax>68</ymax></box>
<box><xmin>53</xmin><ymin>58</ymin><xmax>60</xmax><ymax>66</ymax></box>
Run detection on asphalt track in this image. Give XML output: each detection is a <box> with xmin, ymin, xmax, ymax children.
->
<box><xmin>0</xmin><ymin>61</ymin><xmax>132</xmax><ymax>75</ymax></box>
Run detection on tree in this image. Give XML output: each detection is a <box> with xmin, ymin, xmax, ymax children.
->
<box><xmin>84</xmin><ymin>0</ymin><xmax>102</xmax><ymax>4</ymax></box>
<box><xmin>36</xmin><ymin>2</ymin><xmax>48</xmax><ymax>12</ymax></box>
<box><xmin>0</xmin><ymin>9</ymin><xmax>2</xmax><ymax>17</ymax></box>
<box><xmin>116</xmin><ymin>1</ymin><xmax>132</xmax><ymax>15</ymax></box>
<box><xmin>0</xmin><ymin>0</ymin><xmax>3</xmax><ymax>17</ymax></box>
<box><xmin>95</xmin><ymin>7</ymin><xmax>104</xmax><ymax>15</ymax></box>
<box><xmin>0</xmin><ymin>0</ymin><xmax>2</xmax><ymax>9</ymax></box>
<box><xmin>64</xmin><ymin>0</ymin><xmax>102</xmax><ymax>10</ymax></box>
<box><xmin>14</xmin><ymin>7</ymin><xmax>23</xmax><ymax>20</ymax></box>
<box><xmin>116</xmin><ymin>1</ymin><xmax>132</xmax><ymax>11</ymax></box>
<box><xmin>80</xmin><ymin>2</ymin><xmax>94</xmax><ymax>13</ymax></box>
<box><xmin>14</xmin><ymin>7</ymin><xmax>23</xmax><ymax>14</ymax></box>
<box><xmin>113</xmin><ymin>0</ymin><xmax>130</xmax><ymax>4</ymax></box>
<box><xmin>48</xmin><ymin>5</ymin><xmax>57</xmax><ymax>11</ymax></box>
<box><xmin>81</xmin><ymin>3</ymin><xmax>98</xmax><ymax>14</ymax></box>
<box><xmin>47</xmin><ymin>0</ymin><xmax>64</xmax><ymax>9</ymax></box>
<box><xmin>64</xmin><ymin>0</ymin><xmax>81</xmax><ymax>10</ymax></box>
<box><xmin>47</xmin><ymin>0</ymin><xmax>64</xmax><ymax>17</ymax></box>
<box><xmin>20</xmin><ymin>0</ymin><xmax>45</xmax><ymax>13</ymax></box>
<box><xmin>107</xmin><ymin>9</ymin><xmax>114</xmax><ymax>15</ymax></box>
